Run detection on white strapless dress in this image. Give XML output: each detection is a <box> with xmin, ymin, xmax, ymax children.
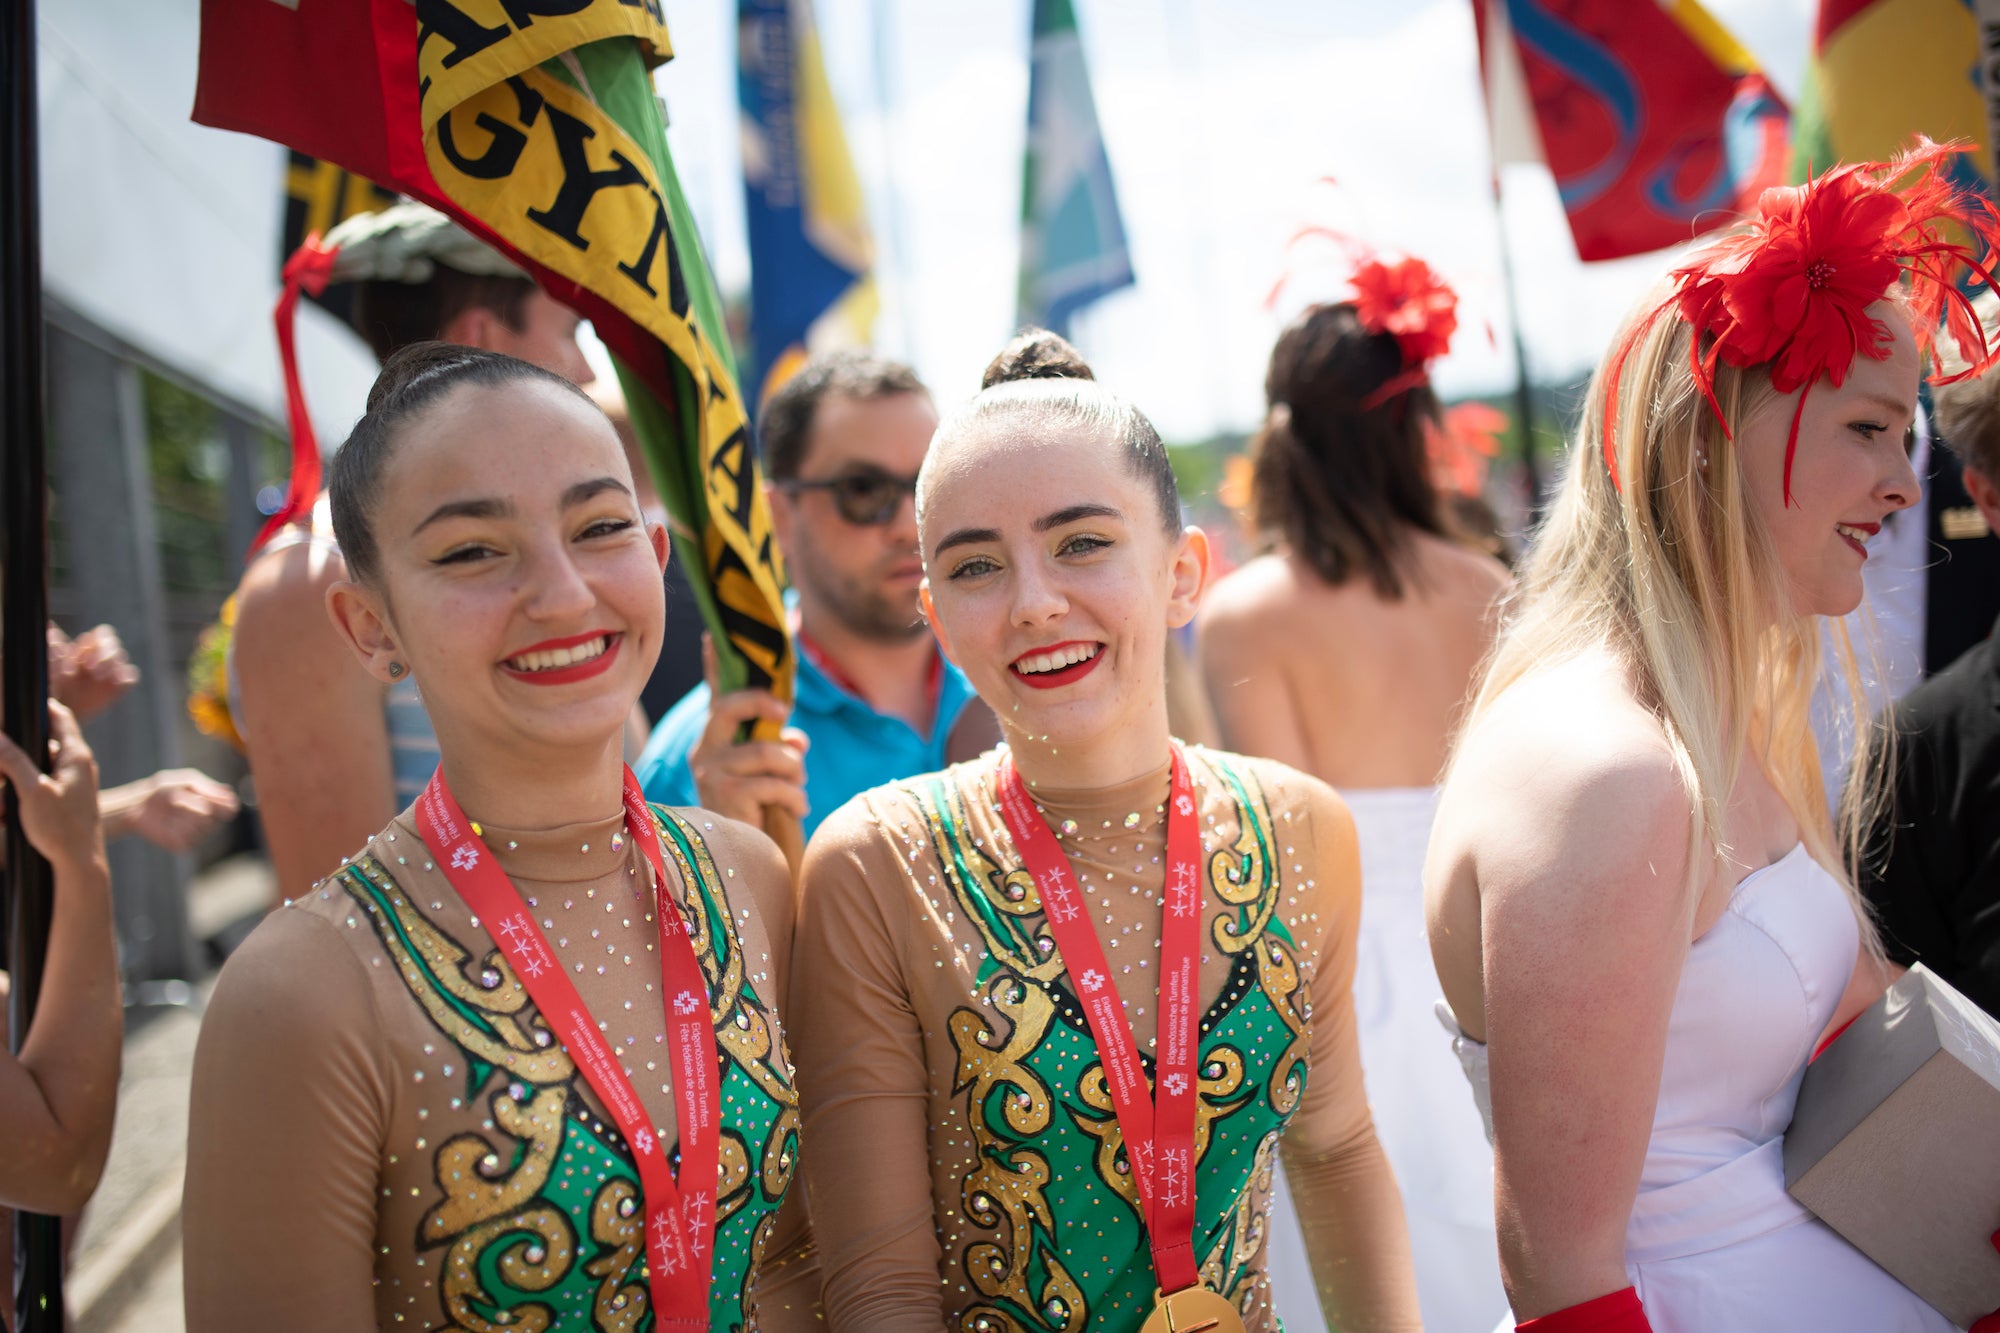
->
<box><xmin>1440</xmin><ymin>845</ymin><xmax>1952</xmax><ymax>1333</ymax></box>
<box><xmin>1266</xmin><ymin>788</ymin><xmax>1506</xmax><ymax>1333</ymax></box>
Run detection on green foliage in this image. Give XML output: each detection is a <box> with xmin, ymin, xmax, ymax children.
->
<box><xmin>1162</xmin><ymin>434</ymin><xmax>1242</xmax><ymax>509</ymax></box>
<box><xmin>143</xmin><ymin>372</ymin><xmax>231</xmax><ymax>594</ymax></box>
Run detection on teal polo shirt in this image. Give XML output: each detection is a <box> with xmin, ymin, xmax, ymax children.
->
<box><xmin>634</xmin><ymin>646</ymin><xmax>978</xmax><ymax>839</ymax></box>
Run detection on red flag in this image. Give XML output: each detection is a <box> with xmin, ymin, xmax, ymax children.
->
<box><xmin>1474</xmin><ymin>0</ymin><xmax>1790</xmax><ymax>261</ymax></box>
<box><xmin>193</xmin><ymin>0</ymin><xmax>411</xmax><ymax>189</ymax></box>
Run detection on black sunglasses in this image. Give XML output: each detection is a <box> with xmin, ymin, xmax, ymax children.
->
<box><xmin>778</xmin><ymin>469</ymin><xmax>920</xmax><ymax>526</ymax></box>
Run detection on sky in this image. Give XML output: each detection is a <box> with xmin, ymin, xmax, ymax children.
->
<box><xmin>633</xmin><ymin>0</ymin><xmax>1822</xmax><ymax>443</ymax></box>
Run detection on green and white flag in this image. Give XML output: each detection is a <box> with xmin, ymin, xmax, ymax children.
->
<box><xmin>1017</xmin><ymin>0</ymin><xmax>1133</xmax><ymax>336</ymax></box>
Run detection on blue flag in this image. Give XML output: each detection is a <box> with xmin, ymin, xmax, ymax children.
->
<box><xmin>1018</xmin><ymin>0</ymin><xmax>1134</xmax><ymax>336</ymax></box>
<box><xmin>739</xmin><ymin>0</ymin><xmax>877</xmax><ymax>402</ymax></box>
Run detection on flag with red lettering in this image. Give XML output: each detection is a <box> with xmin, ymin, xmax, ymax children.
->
<box><xmin>1473</xmin><ymin>0</ymin><xmax>1791</xmax><ymax>261</ymax></box>
<box><xmin>194</xmin><ymin>0</ymin><xmax>792</xmax><ymax>708</ymax></box>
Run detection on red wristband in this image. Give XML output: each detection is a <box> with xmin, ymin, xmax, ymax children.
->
<box><xmin>1517</xmin><ymin>1287</ymin><xmax>1653</xmax><ymax>1332</ymax></box>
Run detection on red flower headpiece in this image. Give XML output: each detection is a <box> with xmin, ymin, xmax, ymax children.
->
<box><xmin>1349</xmin><ymin>254</ymin><xmax>1460</xmax><ymax>408</ymax></box>
<box><xmin>1603</xmin><ymin>138</ymin><xmax>2000</xmax><ymax>504</ymax></box>
<box><xmin>1266</xmin><ymin>226</ymin><xmax>1461</xmax><ymax>409</ymax></box>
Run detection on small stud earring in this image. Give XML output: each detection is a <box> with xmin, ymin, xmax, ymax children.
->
<box><xmin>387</xmin><ymin>662</ymin><xmax>406</xmax><ymax>679</ymax></box>
<box><xmin>1694</xmin><ymin>448</ymin><xmax>1710</xmax><ymax>470</ymax></box>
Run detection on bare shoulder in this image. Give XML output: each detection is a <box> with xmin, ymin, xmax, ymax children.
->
<box><xmin>1440</xmin><ymin>655</ymin><xmax>1692</xmax><ymax>905</ymax></box>
<box><xmin>1414</xmin><ymin>531</ymin><xmax>1512</xmax><ymax>601</ymax></box>
<box><xmin>231</xmin><ymin>539</ymin><xmax>362</xmax><ymax>691</ymax></box>
<box><xmin>1200</xmin><ymin>554</ymin><xmax>1303</xmax><ymax>636</ymax></box>
<box><xmin>234</xmin><ymin>538</ymin><xmax>348</xmax><ymax>636</ymax></box>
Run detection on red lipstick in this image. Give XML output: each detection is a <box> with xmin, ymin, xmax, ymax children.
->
<box><xmin>1837</xmin><ymin>521</ymin><xmax>1880</xmax><ymax>559</ymax></box>
<box><xmin>1008</xmin><ymin>640</ymin><xmax>1105</xmax><ymax>691</ymax></box>
<box><xmin>499</xmin><ymin>631</ymin><xmax>623</xmax><ymax>686</ymax></box>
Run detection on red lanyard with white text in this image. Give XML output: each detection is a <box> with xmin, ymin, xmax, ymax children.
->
<box><xmin>996</xmin><ymin>745</ymin><xmax>1206</xmax><ymax>1296</ymax></box>
<box><xmin>414</xmin><ymin>766</ymin><xmax>719</xmax><ymax>1331</ymax></box>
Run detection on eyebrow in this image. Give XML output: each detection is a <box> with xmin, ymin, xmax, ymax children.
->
<box><xmin>1033</xmin><ymin>503</ymin><xmax>1122</xmax><ymax>532</ymax></box>
<box><xmin>931</xmin><ymin>526</ymin><xmax>1002</xmax><ymax>558</ymax></box>
<box><xmin>411</xmin><ymin>476</ymin><xmax>630</xmax><ymax>538</ymax></box>
<box><xmin>930</xmin><ymin>503</ymin><xmax>1125</xmax><ymax>559</ymax></box>
<box><xmin>412</xmin><ymin>497</ymin><xmax>511</xmax><ymax>537</ymax></box>
<box><xmin>1852</xmin><ymin>392</ymin><xmax>1917</xmax><ymax>421</ymax></box>
<box><xmin>563</xmin><ymin>476</ymin><xmax>632</xmax><ymax>507</ymax></box>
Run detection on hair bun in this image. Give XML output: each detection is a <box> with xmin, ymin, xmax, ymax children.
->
<box><xmin>981</xmin><ymin>328</ymin><xmax>1095</xmax><ymax>389</ymax></box>
<box><xmin>366</xmin><ymin>340</ymin><xmax>487</xmax><ymax>413</ymax></box>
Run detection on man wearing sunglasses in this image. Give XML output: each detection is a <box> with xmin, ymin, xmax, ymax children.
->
<box><xmin>636</xmin><ymin>351</ymin><xmax>997</xmax><ymax>835</ymax></box>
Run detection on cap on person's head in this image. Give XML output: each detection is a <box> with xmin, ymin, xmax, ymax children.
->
<box><xmin>328</xmin><ymin>203</ymin><xmax>540</xmax><ymax>364</ymax></box>
<box><xmin>325</xmin><ymin>202</ymin><xmax>527</xmax><ymax>286</ymax></box>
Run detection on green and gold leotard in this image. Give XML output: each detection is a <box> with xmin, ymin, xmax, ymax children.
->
<box><xmin>791</xmin><ymin>746</ymin><xmax>1419</xmax><ymax>1333</ymax></box>
<box><xmin>186</xmin><ymin>803</ymin><xmax>817</xmax><ymax>1332</ymax></box>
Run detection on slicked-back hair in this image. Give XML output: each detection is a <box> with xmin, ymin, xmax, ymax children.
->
<box><xmin>926</xmin><ymin>332</ymin><xmax>1180</xmax><ymax>535</ymax></box>
<box><xmin>981</xmin><ymin>327</ymin><xmax>1095</xmax><ymax>388</ymax></box>
<box><xmin>328</xmin><ymin>341</ymin><xmax>595</xmax><ymax>585</ymax></box>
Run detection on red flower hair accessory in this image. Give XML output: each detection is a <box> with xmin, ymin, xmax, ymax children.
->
<box><xmin>1350</xmin><ymin>254</ymin><xmax>1460</xmax><ymax>408</ymax></box>
<box><xmin>1603</xmin><ymin>138</ymin><xmax>2000</xmax><ymax>504</ymax></box>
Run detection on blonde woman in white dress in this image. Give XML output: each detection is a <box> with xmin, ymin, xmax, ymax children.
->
<box><xmin>1425</xmin><ymin>143</ymin><xmax>1994</xmax><ymax>1332</ymax></box>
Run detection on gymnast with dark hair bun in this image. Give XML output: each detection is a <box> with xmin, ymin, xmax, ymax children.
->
<box><xmin>184</xmin><ymin>342</ymin><xmax>816</xmax><ymax>1329</ymax></box>
<box><xmin>788</xmin><ymin>332</ymin><xmax>1422</xmax><ymax>1333</ymax></box>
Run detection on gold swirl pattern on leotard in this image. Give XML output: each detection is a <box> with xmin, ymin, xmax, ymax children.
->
<box><xmin>340</xmin><ymin>803</ymin><xmax>794</xmax><ymax>1333</ymax></box>
<box><xmin>1202</xmin><ymin>756</ymin><xmax>1310</xmax><ymax>1119</ymax></box>
<box><xmin>913</xmin><ymin>752</ymin><xmax>1312</xmax><ymax>1333</ymax></box>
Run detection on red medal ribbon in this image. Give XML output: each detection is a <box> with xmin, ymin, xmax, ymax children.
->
<box><xmin>996</xmin><ymin>745</ymin><xmax>1205</xmax><ymax>1295</ymax></box>
<box><xmin>414</xmin><ymin>766</ymin><xmax>719</xmax><ymax>1331</ymax></box>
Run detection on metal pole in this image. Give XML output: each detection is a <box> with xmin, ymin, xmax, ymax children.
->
<box><xmin>0</xmin><ymin>0</ymin><xmax>66</xmax><ymax>1324</ymax></box>
<box><xmin>1491</xmin><ymin>169</ymin><xmax>1545</xmax><ymax>518</ymax></box>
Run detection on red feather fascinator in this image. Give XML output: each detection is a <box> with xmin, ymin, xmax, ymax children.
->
<box><xmin>1267</xmin><ymin>226</ymin><xmax>1461</xmax><ymax>409</ymax></box>
<box><xmin>1349</xmin><ymin>254</ymin><xmax>1460</xmax><ymax>408</ymax></box>
<box><xmin>1604</xmin><ymin>138</ymin><xmax>2000</xmax><ymax>504</ymax></box>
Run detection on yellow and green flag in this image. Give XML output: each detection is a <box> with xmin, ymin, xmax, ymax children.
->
<box><xmin>196</xmin><ymin>0</ymin><xmax>793</xmax><ymax>707</ymax></box>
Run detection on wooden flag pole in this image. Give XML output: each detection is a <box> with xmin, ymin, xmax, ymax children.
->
<box><xmin>0</xmin><ymin>0</ymin><xmax>68</xmax><ymax>1324</ymax></box>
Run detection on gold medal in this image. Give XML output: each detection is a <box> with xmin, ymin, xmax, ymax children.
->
<box><xmin>1137</xmin><ymin>1284</ymin><xmax>1248</xmax><ymax>1333</ymax></box>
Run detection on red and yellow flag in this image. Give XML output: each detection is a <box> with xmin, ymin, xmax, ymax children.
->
<box><xmin>195</xmin><ymin>0</ymin><xmax>792</xmax><ymax>706</ymax></box>
<box><xmin>1475</xmin><ymin>0</ymin><xmax>1790</xmax><ymax>261</ymax></box>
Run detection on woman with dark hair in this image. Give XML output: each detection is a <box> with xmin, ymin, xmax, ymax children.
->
<box><xmin>1200</xmin><ymin>259</ymin><xmax>1510</xmax><ymax>1330</ymax></box>
<box><xmin>185</xmin><ymin>343</ymin><xmax>812</xmax><ymax>1329</ymax></box>
<box><xmin>789</xmin><ymin>337</ymin><xmax>1421</xmax><ymax>1332</ymax></box>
